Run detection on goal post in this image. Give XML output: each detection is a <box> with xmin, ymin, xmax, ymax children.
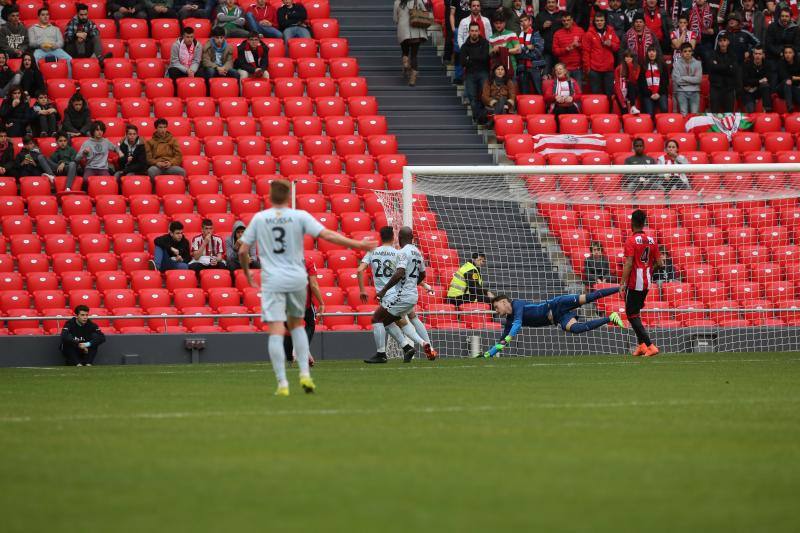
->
<box><xmin>378</xmin><ymin>163</ymin><xmax>800</xmax><ymax>357</ymax></box>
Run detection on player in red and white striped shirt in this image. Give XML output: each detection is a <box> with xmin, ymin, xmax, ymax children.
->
<box><xmin>620</xmin><ymin>209</ymin><xmax>663</xmax><ymax>357</ymax></box>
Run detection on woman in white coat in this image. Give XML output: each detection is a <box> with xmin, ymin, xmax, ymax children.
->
<box><xmin>394</xmin><ymin>0</ymin><xmax>431</xmax><ymax>86</ymax></box>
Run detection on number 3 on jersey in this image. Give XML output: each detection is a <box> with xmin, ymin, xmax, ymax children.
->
<box><xmin>272</xmin><ymin>227</ymin><xmax>286</xmax><ymax>254</ymax></box>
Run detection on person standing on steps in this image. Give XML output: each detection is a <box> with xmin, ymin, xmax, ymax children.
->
<box><xmin>394</xmin><ymin>0</ymin><xmax>432</xmax><ymax>87</ymax></box>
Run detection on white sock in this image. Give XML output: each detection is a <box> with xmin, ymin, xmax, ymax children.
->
<box><xmin>410</xmin><ymin>316</ymin><xmax>431</xmax><ymax>344</ymax></box>
<box><xmin>401</xmin><ymin>323</ymin><xmax>425</xmax><ymax>346</ymax></box>
<box><xmin>372</xmin><ymin>322</ymin><xmax>386</xmax><ymax>353</ymax></box>
<box><xmin>386</xmin><ymin>322</ymin><xmax>410</xmax><ymax>347</ymax></box>
<box><xmin>268</xmin><ymin>335</ymin><xmax>288</xmax><ymax>387</ymax></box>
<box><xmin>291</xmin><ymin>326</ymin><xmax>311</xmax><ymax>378</ymax></box>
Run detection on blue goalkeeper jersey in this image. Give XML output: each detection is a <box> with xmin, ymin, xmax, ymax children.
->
<box><xmin>501</xmin><ymin>299</ymin><xmax>553</xmax><ymax>339</ymax></box>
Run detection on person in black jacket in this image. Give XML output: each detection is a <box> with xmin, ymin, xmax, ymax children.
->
<box><xmin>15</xmin><ymin>52</ymin><xmax>45</xmax><ymax>99</ymax></box>
<box><xmin>0</xmin><ymin>51</ymin><xmax>16</xmax><ymax>98</ymax></box>
<box><xmin>0</xmin><ymin>127</ymin><xmax>16</xmax><ymax>178</ymax></box>
<box><xmin>114</xmin><ymin>124</ymin><xmax>148</xmax><ymax>181</ymax></box>
<box><xmin>742</xmin><ymin>45</ymin><xmax>772</xmax><ymax>113</ymax></box>
<box><xmin>778</xmin><ymin>44</ymin><xmax>800</xmax><ymax>112</ymax></box>
<box><xmin>708</xmin><ymin>33</ymin><xmax>738</xmax><ymax>112</ymax></box>
<box><xmin>0</xmin><ymin>85</ymin><xmax>31</xmax><ymax>137</ymax></box>
<box><xmin>460</xmin><ymin>22</ymin><xmax>490</xmax><ymax>124</ymax></box>
<box><xmin>583</xmin><ymin>242</ymin><xmax>614</xmax><ymax>287</ymax></box>
<box><xmin>765</xmin><ymin>8</ymin><xmax>795</xmax><ymax>63</ymax></box>
<box><xmin>277</xmin><ymin>0</ymin><xmax>310</xmax><ymax>41</ymax></box>
<box><xmin>151</xmin><ymin>221</ymin><xmax>192</xmax><ymax>271</ymax></box>
<box><xmin>60</xmin><ymin>305</ymin><xmax>106</xmax><ymax>366</ymax></box>
<box><xmin>234</xmin><ymin>32</ymin><xmax>269</xmax><ymax>79</ymax></box>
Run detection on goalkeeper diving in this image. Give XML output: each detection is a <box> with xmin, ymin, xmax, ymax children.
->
<box><xmin>483</xmin><ymin>287</ymin><xmax>624</xmax><ymax>357</ymax></box>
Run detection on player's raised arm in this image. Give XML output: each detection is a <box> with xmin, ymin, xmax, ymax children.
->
<box><xmin>319</xmin><ymin>228</ymin><xmax>378</xmax><ymax>251</ymax></box>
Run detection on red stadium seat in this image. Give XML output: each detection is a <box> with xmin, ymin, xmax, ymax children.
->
<box><xmin>240</xmin><ymin>78</ymin><xmax>271</xmax><ymax>99</ymax></box>
<box><xmin>558</xmin><ymin>114</ymin><xmax>589</xmax><ymax>134</ymax></box>
<box><xmin>581</xmin><ymin>94</ymin><xmax>609</xmax><ymax>114</ymax></box>
<box><xmin>347</xmin><ymin>96</ymin><xmax>378</xmax><ymax>117</ymax></box>
<box><xmin>752</xmin><ymin>113</ymin><xmax>781</xmax><ymax>133</ymax></box>
<box><xmin>288</xmin><ymin>38</ymin><xmax>317</xmax><ymax>59</ymax></box>
<box><xmin>183</xmin><ymin>17</ymin><xmax>211</xmax><ymax>38</ymax></box>
<box><xmin>26</xmin><ymin>272</ymin><xmax>60</xmax><ymax>292</ymax></box>
<box><xmin>603</xmin><ymin>133</ymin><xmax>632</xmax><ymax>153</ymax></box>
<box><xmin>326</xmin><ymin>56</ymin><xmax>357</xmax><ymax>78</ymax></box>
<box><xmin>622</xmin><ymin>114</ymin><xmax>653</xmax><ymax>134</ymax></box>
<box><xmin>296</xmin><ymin>57</ymin><xmax>327</xmax><ymax>79</ymax></box>
<box><xmin>655</xmin><ymin>113</ymin><xmax>685</xmax><ymax>133</ymax></box>
<box><xmin>590</xmin><ymin>114</ymin><xmax>621</xmax><ymax>133</ymax></box>
<box><xmin>320</xmin><ymin>38</ymin><xmax>348</xmax><ymax>59</ymax></box>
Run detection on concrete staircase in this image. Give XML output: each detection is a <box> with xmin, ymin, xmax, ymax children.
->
<box><xmin>331</xmin><ymin>0</ymin><xmax>495</xmax><ymax>166</ymax></box>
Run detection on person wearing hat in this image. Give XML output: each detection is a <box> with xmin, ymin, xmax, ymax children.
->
<box><xmin>707</xmin><ymin>32</ymin><xmax>738</xmax><ymax>112</ymax></box>
<box><xmin>715</xmin><ymin>12</ymin><xmax>758</xmax><ymax>63</ymax></box>
<box><xmin>624</xmin><ymin>12</ymin><xmax>662</xmax><ymax>65</ymax></box>
<box><xmin>735</xmin><ymin>0</ymin><xmax>767</xmax><ymax>45</ymax></box>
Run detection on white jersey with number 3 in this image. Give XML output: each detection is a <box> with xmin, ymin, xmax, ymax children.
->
<box><xmin>383</xmin><ymin>244</ymin><xmax>425</xmax><ymax>304</ymax></box>
<box><xmin>361</xmin><ymin>245</ymin><xmax>398</xmax><ymax>292</ymax></box>
<box><xmin>240</xmin><ymin>207</ymin><xmax>324</xmax><ymax>292</ymax></box>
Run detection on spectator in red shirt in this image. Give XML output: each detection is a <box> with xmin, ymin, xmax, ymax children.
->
<box><xmin>642</xmin><ymin>0</ymin><xmax>672</xmax><ymax>53</ymax></box>
<box><xmin>582</xmin><ymin>11</ymin><xmax>619</xmax><ymax>102</ymax></box>
<box><xmin>285</xmin><ymin>259</ymin><xmax>325</xmax><ymax>366</ymax></box>
<box><xmin>620</xmin><ymin>209</ymin><xmax>663</xmax><ymax>357</ymax></box>
<box><xmin>551</xmin><ymin>11</ymin><xmax>584</xmax><ymax>85</ymax></box>
<box><xmin>246</xmin><ymin>0</ymin><xmax>283</xmax><ymax>39</ymax></box>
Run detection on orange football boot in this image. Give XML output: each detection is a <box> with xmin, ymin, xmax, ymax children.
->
<box><xmin>632</xmin><ymin>343</ymin><xmax>647</xmax><ymax>357</ymax></box>
<box><xmin>644</xmin><ymin>344</ymin><xmax>660</xmax><ymax>357</ymax></box>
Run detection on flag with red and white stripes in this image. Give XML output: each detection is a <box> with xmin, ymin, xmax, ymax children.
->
<box><xmin>532</xmin><ymin>134</ymin><xmax>607</xmax><ymax>155</ymax></box>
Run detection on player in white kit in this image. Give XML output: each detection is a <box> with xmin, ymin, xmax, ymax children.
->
<box><xmin>364</xmin><ymin>227</ymin><xmax>438</xmax><ymax>363</ymax></box>
<box><xmin>239</xmin><ymin>180</ymin><xmax>377</xmax><ymax>396</ymax></box>
<box><xmin>358</xmin><ymin>226</ymin><xmax>436</xmax><ymax>364</ymax></box>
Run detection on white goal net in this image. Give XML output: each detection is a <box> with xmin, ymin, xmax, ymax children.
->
<box><xmin>376</xmin><ymin>164</ymin><xmax>800</xmax><ymax>357</ymax></box>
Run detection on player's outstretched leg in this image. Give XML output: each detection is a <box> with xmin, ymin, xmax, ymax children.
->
<box><xmin>579</xmin><ymin>286</ymin><xmax>620</xmax><ymax>305</ymax></box>
<box><xmin>268</xmin><ymin>335</ymin><xmax>289</xmax><ymax>396</ymax></box>
<box><xmin>408</xmin><ymin>312</ymin><xmax>437</xmax><ymax>360</ymax></box>
<box><xmin>565</xmin><ymin>312</ymin><xmax>624</xmax><ymax>334</ymax></box>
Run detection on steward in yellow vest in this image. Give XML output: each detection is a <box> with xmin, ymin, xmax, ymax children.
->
<box><xmin>446</xmin><ymin>252</ymin><xmax>494</xmax><ymax>307</ymax></box>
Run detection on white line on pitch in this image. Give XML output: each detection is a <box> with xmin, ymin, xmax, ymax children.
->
<box><xmin>1</xmin><ymin>397</ymin><xmax>798</xmax><ymax>424</ymax></box>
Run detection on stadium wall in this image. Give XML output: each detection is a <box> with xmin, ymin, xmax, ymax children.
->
<box><xmin>1</xmin><ymin>329</ymin><xmax>799</xmax><ymax>367</ymax></box>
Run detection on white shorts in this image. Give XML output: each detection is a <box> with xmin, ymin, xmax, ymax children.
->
<box><xmin>261</xmin><ymin>289</ymin><xmax>307</xmax><ymax>322</ymax></box>
<box><xmin>382</xmin><ymin>292</ymin><xmax>417</xmax><ymax>318</ymax></box>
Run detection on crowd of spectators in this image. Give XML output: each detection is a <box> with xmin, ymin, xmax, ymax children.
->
<box><xmin>446</xmin><ymin>0</ymin><xmax>800</xmax><ymax>124</ymax></box>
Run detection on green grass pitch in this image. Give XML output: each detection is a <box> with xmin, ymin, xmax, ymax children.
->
<box><xmin>1</xmin><ymin>353</ymin><xmax>799</xmax><ymax>533</ymax></box>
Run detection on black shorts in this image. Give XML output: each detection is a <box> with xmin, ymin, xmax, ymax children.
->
<box><xmin>625</xmin><ymin>289</ymin><xmax>648</xmax><ymax>318</ymax></box>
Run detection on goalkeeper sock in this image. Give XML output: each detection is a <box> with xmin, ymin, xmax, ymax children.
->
<box><xmin>409</xmin><ymin>316</ymin><xmax>431</xmax><ymax>344</ymax></box>
<box><xmin>386</xmin><ymin>323</ymin><xmax>411</xmax><ymax>347</ymax></box>
<box><xmin>268</xmin><ymin>335</ymin><xmax>288</xmax><ymax>387</ymax></box>
<box><xmin>629</xmin><ymin>316</ymin><xmax>652</xmax><ymax>346</ymax></box>
<box><xmin>567</xmin><ymin>318</ymin><xmax>609</xmax><ymax>334</ymax></box>
<box><xmin>291</xmin><ymin>326</ymin><xmax>311</xmax><ymax>378</ymax></box>
<box><xmin>401</xmin><ymin>323</ymin><xmax>426</xmax><ymax>346</ymax></box>
<box><xmin>585</xmin><ymin>287</ymin><xmax>619</xmax><ymax>303</ymax></box>
<box><xmin>372</xmin><ymin>322</ymin><xmax>387</xmax><ymax>353</ymax></box>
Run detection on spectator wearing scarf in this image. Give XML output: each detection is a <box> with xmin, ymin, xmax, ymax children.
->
<box><xmin>234</xmin><ymin>32</ymin><xmax>269</xmax><ymax>78</ymax></box>
<box><xmin>543</xmin><ymin>62</ymin><xmax>581</xmax><ymax>123</ymax></box>
<box><xmin>625</xmin><ymin>13</ymin><xmax>661</xmax><ymax>65</ymax></box>
<box><xmin>638</xmin><ymin>45</ymin><xmax>669</xmax><ymax>116</ymax></box>
<box><xmin>167</xmin><ymin>27</ymin><xmax>202</xmax><ymax>90</ymax></box>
